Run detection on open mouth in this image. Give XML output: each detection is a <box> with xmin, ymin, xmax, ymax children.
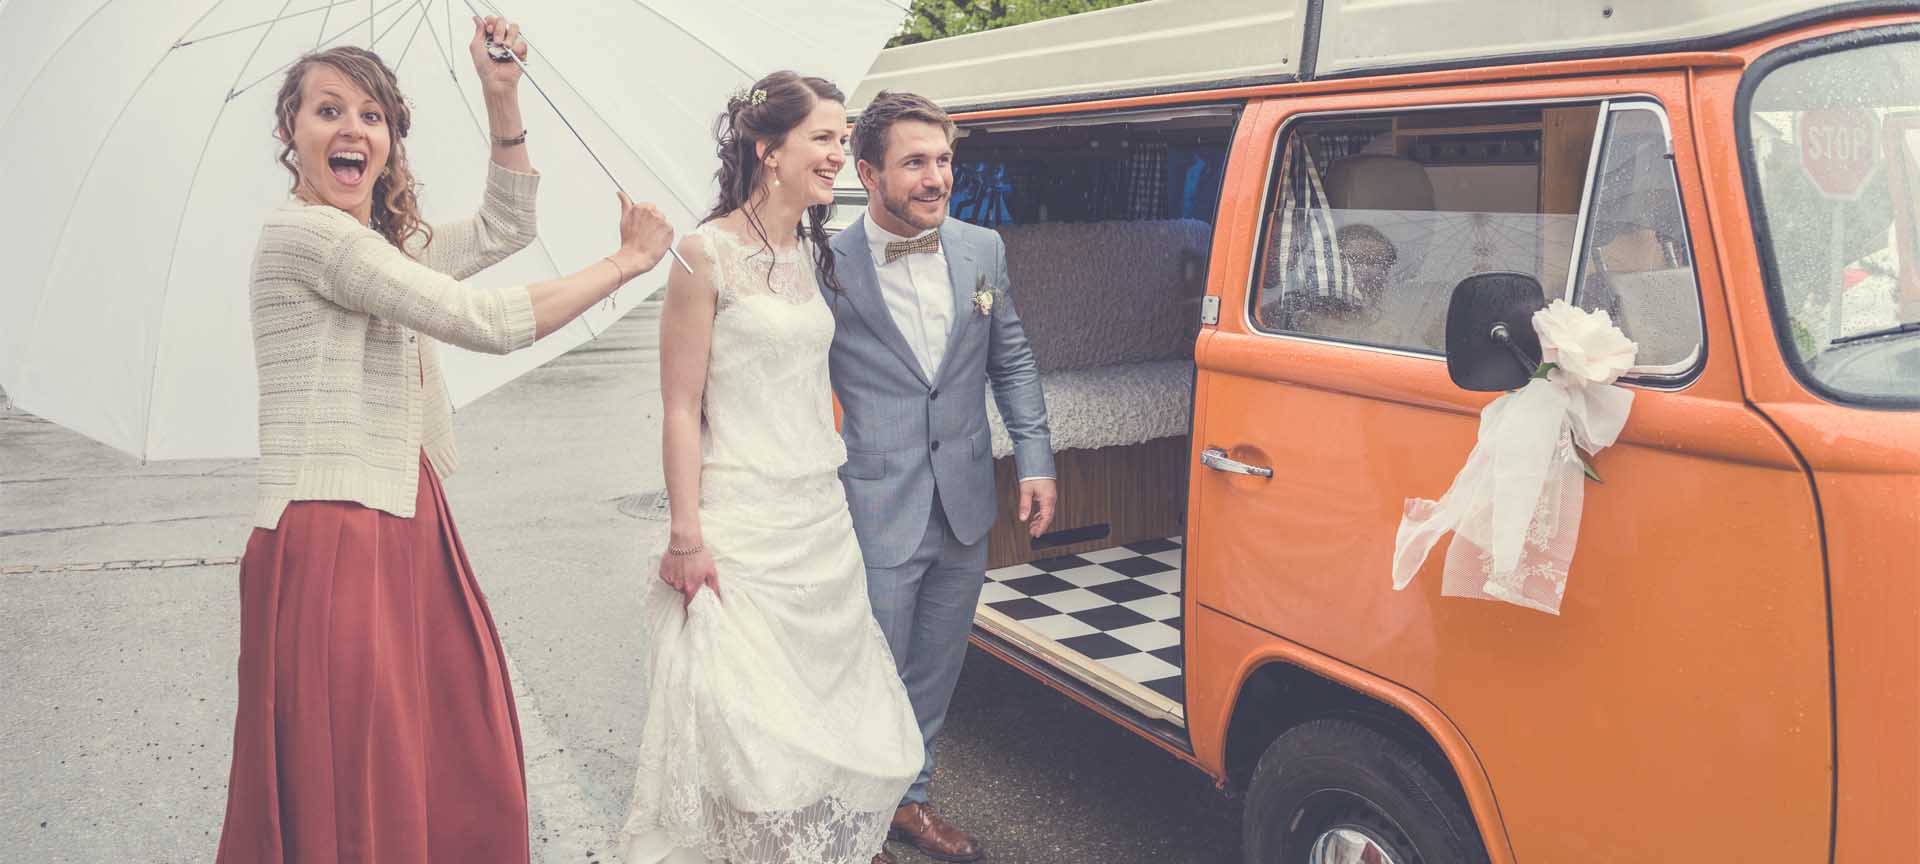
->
<box><xmin>813</xmin><ymin>167</ymin><xmax>837</xmax><ymax>185</ymax></box>
<box><xmin>327</xmin><ymin>150</ymin><xmax>368</xmax><ymax>185</ymax></box>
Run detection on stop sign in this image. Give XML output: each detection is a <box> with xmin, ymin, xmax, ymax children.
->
<box><xmin>1796</xmin><ymin>108</ymin><xmax>1881</xmax><ymax>200</ymax></box>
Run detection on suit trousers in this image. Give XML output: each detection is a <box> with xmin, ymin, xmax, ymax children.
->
<box><xmin>863</xmin><ymin>491</ymin><xmax>988</xmax><ymax>806</ymax></box>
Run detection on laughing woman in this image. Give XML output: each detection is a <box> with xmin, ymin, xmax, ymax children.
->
<box><xmin>215</xmin><ymin>16</ymin><xmax>674</xmax><ymax>863</ymax></box>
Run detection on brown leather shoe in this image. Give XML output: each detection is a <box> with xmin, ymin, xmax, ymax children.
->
<box><xmin>872</xmin><ymin>846</ymin><xmax>897</xmax><ymax>864</ymax></box>
<box><xmin>889</xmin><ymin>802</ymin><xmax>983</xmax><ymax>862</ymax></box>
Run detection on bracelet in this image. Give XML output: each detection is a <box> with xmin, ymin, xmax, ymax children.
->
<box><xmin>492</xmin><ymin>129</ymin><xmax>527</xmax><ymax>147</ymax></box>
<box><xmin>666</xmin><ymin>543</ymin><xmax>704</xmax><ymax>557</ymax></box>
<box><xmin>603</xmin><ymin>255</ymin><xmax>630</xmax><ymax>284</ymax></box>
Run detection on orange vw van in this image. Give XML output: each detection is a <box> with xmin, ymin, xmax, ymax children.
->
<box><xmin>838</xmin><ymin>1</ymin><xmax>1920</xmax><ymax>860</ymax></box>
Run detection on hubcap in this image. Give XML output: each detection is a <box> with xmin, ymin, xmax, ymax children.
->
<box><xmin>1307</xmin><ymin>827</ymin><xmax>1401</xmax><ymax>864</ymax></box>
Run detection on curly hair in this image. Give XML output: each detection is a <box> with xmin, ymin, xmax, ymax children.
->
<box><xmin>706</xmin><ymin>70</ymin><xmax>845</xmax><ymax>294</ymax></box>
<box><xmin>273</xmin><ymin>46</ymin><xmax>431</xmax><ymax>252</ymax></box>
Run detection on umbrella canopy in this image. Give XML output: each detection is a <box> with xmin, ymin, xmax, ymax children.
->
<box><xmin>0</xmin><ymin>0</ymin><xmax>904</xmax><ymax>460</ymax></box>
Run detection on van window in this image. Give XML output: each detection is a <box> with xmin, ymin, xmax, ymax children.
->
<box><xmin>1571</xmin><ymin>105</ymin><xmax>1704</xmax><ymax>374</ymax></box>
<box><xmin>1746</xmin><ymin>34</ymin><xmax>1920</xmax><ymax>407</ymax></box>
<box><xmin>1252</xmin><ymin>102</ymin><xmax>1706</xmax><ymax>376</ymax></box>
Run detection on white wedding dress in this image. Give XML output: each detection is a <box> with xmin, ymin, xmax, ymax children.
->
<box><xmin>620</xmin><ymin>224</ymin><xmax>921</xmax><ymax>864</ymax></box>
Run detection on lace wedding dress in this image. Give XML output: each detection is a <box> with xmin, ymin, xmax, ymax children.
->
<box><xmin>620</xmin><ymin>224</ymin><xmax>921</xmax><ymax>864</ymax></box>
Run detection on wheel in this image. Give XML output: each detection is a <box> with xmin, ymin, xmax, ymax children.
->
<box><xmin>1242</xmin><ymin>718</ymin><xmax>1488</xmax><ymax>864</ymax></box>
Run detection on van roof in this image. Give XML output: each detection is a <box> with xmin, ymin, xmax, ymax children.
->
<box><xmin>849</xmin><ymin>0</ymin><xmax>1912</xmax><ymax>113</ymax></box>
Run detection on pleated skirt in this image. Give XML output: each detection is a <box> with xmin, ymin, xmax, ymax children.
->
<box><xmin>216</xmin><ymin>454</ymin><xmax>529</xmax><ymax>863</ymax></box>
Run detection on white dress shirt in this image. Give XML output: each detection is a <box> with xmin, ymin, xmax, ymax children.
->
<box><xmin>864</xmin><ymin>209</ymin><xmax>954</xmax><ymax>381</ymax></box>
<box><xmin>862</xmin><ymin>210</ymin><xmax>1053</xmax><ymax>484</ymax></box>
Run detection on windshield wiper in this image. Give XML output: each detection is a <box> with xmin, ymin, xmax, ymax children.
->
<box><xmin>1829</xmin><ymin>321</ymin><xmax>1920</xmax><ymax>347</ymax></box>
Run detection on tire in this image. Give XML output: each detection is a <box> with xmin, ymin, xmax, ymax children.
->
<box><xmin>1242</xmin><ymin>718</ymin><xmax>1489</xmax><ymax>864</ymax></box>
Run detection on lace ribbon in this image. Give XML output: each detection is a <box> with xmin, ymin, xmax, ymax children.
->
<box><xmin>1391</xmin><ymin>374</ymin><xmax>1634</xmax><ymax>614</ymax></box>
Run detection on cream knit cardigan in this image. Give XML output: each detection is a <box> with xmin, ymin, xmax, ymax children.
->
<box><xmin>248</xmin><ymin>163</ymin><xmax>540</xmax><ymax>529</ymax></box>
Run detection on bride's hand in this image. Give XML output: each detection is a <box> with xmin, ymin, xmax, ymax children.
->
<box><xmin>659</xmin><ymin>547</ymin><xmax>720</xmax><ymax>608</ymax></box>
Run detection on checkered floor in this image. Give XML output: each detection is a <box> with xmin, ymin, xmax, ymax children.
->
<box><xmin>978</xmin><ymin>538</ymin><xmax>1185</xmax><ymax>702</ymax></box>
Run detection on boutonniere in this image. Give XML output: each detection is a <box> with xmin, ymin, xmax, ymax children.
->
<box><xmin>971</xmin><ymin>275</ymin><xmax>1000</xmax><ymax>317</ymax></box>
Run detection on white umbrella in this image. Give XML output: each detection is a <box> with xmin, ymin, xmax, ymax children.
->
<box><xmin>0</xmin><ymin>0</ymin><xmax>904</xmax><ymax>460</ymax></box>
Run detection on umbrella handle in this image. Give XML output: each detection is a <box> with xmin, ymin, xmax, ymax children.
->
<box><xmin>464</xmin><ymin>0</ymin><xmax>692</xmax><ymax>276</ymax></box>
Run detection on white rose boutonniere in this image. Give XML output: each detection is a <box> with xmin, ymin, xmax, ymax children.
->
<box><xmin>972</xmin><ymin>275</ymin><xmax>1000</xmax><ymax>317</ymax></box>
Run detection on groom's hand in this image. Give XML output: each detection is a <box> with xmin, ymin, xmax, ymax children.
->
<box><xmin>1018</xmin><ymin>478</ymin><xmax>1058</xmax><ymax>538</ymax></box>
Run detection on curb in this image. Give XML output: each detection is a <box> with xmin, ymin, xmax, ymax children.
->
<box><xmin>2</xmin><ymin>557</ymin><xmax>240</xmax><ymax>575</ymax></box>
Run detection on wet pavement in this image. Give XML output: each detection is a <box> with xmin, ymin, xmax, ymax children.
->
<box><xmin>1</xmin><ymin>303</ymin><xmax>1242</xmax><ymax>863</ymax></box>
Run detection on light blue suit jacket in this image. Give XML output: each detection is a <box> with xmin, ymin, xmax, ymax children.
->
<box><xmin>826</xmin><ymin>216</ymin><xmax>1053</xmax><ymax>569</ymax></box>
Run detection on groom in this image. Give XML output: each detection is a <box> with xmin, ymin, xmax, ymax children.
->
<box><xmin>827</xmin><ymin>90</ymin><xmax>1056</xmax><ymax>864</ymax></box>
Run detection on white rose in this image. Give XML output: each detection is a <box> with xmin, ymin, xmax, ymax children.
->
<box><xmin>1532</xmin><ymin>299</ymin><xmax>1638</xmax><ymax>385</ymax></box>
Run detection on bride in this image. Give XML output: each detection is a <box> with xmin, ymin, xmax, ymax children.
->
<box><xmin>619</xmin><ymin>72</ymin><xmax>921</xmax><ymax>864</ymax></box>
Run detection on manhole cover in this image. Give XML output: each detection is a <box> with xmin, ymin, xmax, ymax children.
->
<box><xmin>617</xmin><ymin>489</ymin><xmax>672</xmax><ymax>522</ymax></box>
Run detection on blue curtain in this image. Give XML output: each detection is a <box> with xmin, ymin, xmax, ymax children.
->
<box><xmin>949</xmin><ymin>140</ymin><xmax>1228</xmax><ymax>226</ymax></box>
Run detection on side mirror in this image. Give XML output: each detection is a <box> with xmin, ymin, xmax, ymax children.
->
<box><xmin>1445</xmin><ymin>272</ymin><xmax>1549</xmax><ymax>392</ymax></box>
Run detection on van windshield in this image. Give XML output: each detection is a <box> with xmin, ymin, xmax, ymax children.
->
<box><xmin>1746</xmin><ymin>34</ymin><xmax>1920</xmax><ymax>406</ymax></box>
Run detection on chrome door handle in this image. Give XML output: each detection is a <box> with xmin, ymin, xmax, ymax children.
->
<box><xmin>1201</xmin><ymin>447</ymin><xmax>1273</xmax><ymax>478</ymax></box>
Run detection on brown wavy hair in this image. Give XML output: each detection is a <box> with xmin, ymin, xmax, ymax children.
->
<box><xmin>274</xmin><ymin>46</ymin><xmax>430</xmax><ymax>252</ymax></box>
<box><xmin>706</xmin><ymin>70</ymin><xmax>844</xmax><ymax>294</ymax></box>
<box><xmin>850</xmin><ymin>90</ymin><xmax>954</xmax><ymax>169</ymax></box>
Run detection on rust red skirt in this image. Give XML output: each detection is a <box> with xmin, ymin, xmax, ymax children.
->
<box><xmin>216</xmin><ymin>455</ymin><xmax>529</xmax><ymax>863</ymax></box>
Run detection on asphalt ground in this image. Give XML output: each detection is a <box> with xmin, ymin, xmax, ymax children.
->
<box><xmin>1</xmin><ymin>303</ymin><xmax>1242</xmax><ymax>863</ymax></box>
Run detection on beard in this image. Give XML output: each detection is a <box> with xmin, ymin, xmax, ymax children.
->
<box><xmin>877</xmin><ymin>176</ymin><xmax>947</xmax><ymax>234</ymax></box>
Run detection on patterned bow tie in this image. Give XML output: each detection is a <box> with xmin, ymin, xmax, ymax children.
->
<box><xmin>883</xmin><ymin>232</ymin><xmax>941</xmax><ymax>264</ymax></box>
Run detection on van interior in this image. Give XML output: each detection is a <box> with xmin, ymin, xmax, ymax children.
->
<box><xmin>953</xmin><ymin>108</ymin><xmax>1233</xmax><ymax>732</ymax></box>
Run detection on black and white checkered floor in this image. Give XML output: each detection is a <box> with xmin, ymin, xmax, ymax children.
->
<box><xmin>979</xmin><ymin>538</ymin><xmax>1185</xmax><ymax>702</ymax></box>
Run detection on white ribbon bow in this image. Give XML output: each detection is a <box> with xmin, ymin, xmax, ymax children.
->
<box><xmin>1392</xmin><ymin>301</ymin><xmax>1637</xmax><ymax>615</ymax></box>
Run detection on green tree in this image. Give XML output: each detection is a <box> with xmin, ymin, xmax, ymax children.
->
<box><xmin>889</xmin><ymin>0</ymin><xmax>1148</xmax><ymax>47</ymax></box>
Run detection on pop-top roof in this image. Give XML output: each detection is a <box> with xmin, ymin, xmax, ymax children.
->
<box><xmin>1317</xmin><ymin>0</ymin><xmax>1890</xmax><ymax>78</ymax></box>
<box><xmin>850</xmin><ymin>0</ymin><xmax>1908</xmax><ymax>112</ymax></box>
<box><xmin>851</xmin><ymin>0</ymin><xmax>1305</xmax><ymax>111</ymax></box>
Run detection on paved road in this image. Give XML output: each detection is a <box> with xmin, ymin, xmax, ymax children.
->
<box><xmin>1</xmin><ymin>304</ymin><xmax>1241</xmax><ymax>863</ymax></box>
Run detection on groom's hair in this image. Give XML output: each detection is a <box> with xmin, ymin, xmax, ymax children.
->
<box><xmin>851</xmin><ymin>91</ymin><xmax>955</xmax><ymax>169</ymax></box>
